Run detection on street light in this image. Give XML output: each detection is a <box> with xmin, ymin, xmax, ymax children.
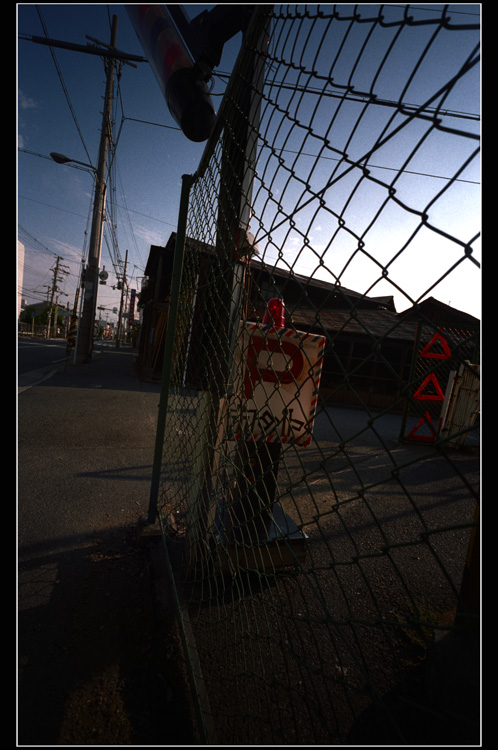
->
<box><xmin>50</xmin><ymin>152</ymin><xmax>96</xmax><ymax>172</ymax></box>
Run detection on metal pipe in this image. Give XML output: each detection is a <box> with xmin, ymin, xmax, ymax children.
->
<box><xmin>148</xmin><ymin>173</ymin><xmax>194</xmax><ymax>523</ymax></box>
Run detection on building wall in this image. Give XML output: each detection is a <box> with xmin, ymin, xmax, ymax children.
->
<box><xmin>18</xmin><ymin>242</ymin><xmax>25</xmax><ymax>320</ymax></box>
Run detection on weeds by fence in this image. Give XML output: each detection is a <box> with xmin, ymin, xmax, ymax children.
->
<box><xmin>149</xmin><ymin>5</ymin><xmax>480</xmax><ymax>744</ymax></box>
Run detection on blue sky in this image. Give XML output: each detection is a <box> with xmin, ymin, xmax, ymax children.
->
<box><xmin>17</xmin><ymin>3</ymin><xmax>240</xmax><ymax>324</ymax></box>
<box><xmin>17</xmin><ymin>4</ymin><xmax>481</xmax><ymax>325</ymax></box>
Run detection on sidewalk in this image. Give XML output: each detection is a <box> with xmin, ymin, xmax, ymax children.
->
<box><xmin>17</xmin><ymin>344</ymin><xmax>197</xmax><ymax>745</ymax></box>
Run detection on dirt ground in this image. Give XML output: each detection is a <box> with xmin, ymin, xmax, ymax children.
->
<box><xmin>18</xmin><ymin>501</ymin><xmax>480</xmax><ymax>746</ymax></box>
<box><xmin>18</xmin><ymin>520</ymin><xmax>199</xmax><ymax>746</ymax></box>
<box><xmin>18</xmin><ymin>514</ymin><xmax>480</xmax><ymax>746</ymax></box>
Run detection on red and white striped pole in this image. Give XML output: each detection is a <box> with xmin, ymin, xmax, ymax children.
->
<box><xmin>126</xmin><ymin>5</ymin><xmax>216</xmax><ymax>142</ymax></box>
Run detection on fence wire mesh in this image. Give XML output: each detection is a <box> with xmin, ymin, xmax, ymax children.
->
<box><xmin>151</xmin><ymin>5</ymin><xmax>480</xmax><ymax>744</ymax></box>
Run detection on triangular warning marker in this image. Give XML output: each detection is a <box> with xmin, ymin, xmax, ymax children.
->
<box><xmin>406</xmin><ymin>411</ymin><xmax>438</xmax><ymax>443</ymax></box>
<box><xmin>413</xmin><ymin>372</ymin><xmax>445</xmax><ymax>401</ymax></box>
<box><xmin>420</xmin><ymin>332</ymin><xmax>451</xmax><ymax>360</ymax></box>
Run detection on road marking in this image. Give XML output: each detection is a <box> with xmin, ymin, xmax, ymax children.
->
<box><xmin>18</xmin><ymin>364</ymin><xmax>66</xmax><ymax>394</ymax></box>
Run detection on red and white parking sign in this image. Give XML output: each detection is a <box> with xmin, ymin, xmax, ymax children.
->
<box><xmin>226</xmin><ymin>322</ymin><xmax>326</xmax><ymax>446</ymax></box>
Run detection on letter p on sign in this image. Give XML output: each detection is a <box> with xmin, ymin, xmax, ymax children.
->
<box><xmin>229</xmin><ymin>322</ymin><xmax>326</xmax><ymax>446</ymax></box>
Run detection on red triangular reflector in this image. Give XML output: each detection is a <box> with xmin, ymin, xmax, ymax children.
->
<box><xmin>420</xmin><ymin>333</ymin><xmax>451</xmax><ymax>360</ymax></box>
<box><xmin>406</xmin><ymin>411</ymin><xmax>438</xmax><ymax>442</ymax></box>
<box><xmin>413</xmin><ymin>372</ymin><xmax>445</xmax><ymax>401</ymax></box>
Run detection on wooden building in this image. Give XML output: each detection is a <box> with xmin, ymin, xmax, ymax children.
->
<box><xmin>136</xmin><ymin>233</ymin><xmax>479</xmax><ymax>412</ymax></box>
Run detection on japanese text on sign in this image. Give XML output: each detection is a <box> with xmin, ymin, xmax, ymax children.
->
<box><xmin>227</xmin><ymin>322</ymin><xmax>326</xmax><ymax>446</ymax></box>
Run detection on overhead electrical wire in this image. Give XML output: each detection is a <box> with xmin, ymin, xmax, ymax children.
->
<box><xmin>35</xmin><ymin>5</ymin><xmax>94</xmax><ymax>168</ymax></box>
<box><xmin>30</xmin><ymin>5</ymin><xmax>128</xmax><ymax>295</ymax></box>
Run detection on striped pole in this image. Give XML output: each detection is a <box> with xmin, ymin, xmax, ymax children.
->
<box><xmin>66</xmin><ymin>314</ymin><xmax>78</xmax><ymax>355</ymax></box>
<box><xmin>126</xmin><ymin>5</ymin><xmax>216</xmax><ymax>141</ymax></box>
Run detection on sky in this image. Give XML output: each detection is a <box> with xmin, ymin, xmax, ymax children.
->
<box><xmin>17</xmin><ymin>3</ymin><xmax>240</xmax><ymax>326</ymax></box>
<box><xmin>17</xmin><ymin>4</ymin><xmax>481</xmax><ymax>327</ymax></box>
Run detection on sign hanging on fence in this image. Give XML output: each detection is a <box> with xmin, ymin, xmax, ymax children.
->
<box><xmin>226</xmin><ymin>322</ymin><xmax>326</xmax><ymax>446</ymax></box>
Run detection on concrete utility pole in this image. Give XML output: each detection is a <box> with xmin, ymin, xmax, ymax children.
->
<box><xmin>45</xmin><ymin>257</ymin><xmax>60</xmax><ymax>339</ymax></box>
<box><xmin>46</xmin><ymin>256</ymin><xmax>69</xmax><ymax>338</ymax></box>
<box><xmin>116</xmin><ymin>248</ymin><xmax>128</xmax><ymax>349</ymax></box>
<box><xmin>75</xmin><ymin>15</ymin><xmax>118</xmax><ymax>363</ymax></box>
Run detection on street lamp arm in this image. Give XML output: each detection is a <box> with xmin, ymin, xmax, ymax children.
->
<box><xmin>50</xmin><ymin>152</ymin><xmax>97</xmax><ymax>174</ymax></box>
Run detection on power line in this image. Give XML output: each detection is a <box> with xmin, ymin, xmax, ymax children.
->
<box><xmin>267</xmin><ymin>146</ymin><xmax>480</xmax><ymax>186</ymax></box>
<box><xmin>34</xmin><ymin>6</ymin><xmax>95</xmax><ymax>168</ymax></box>
<box><xmin>213</xmin><ymin>71</ymin><xmax>480</xmax><ymax>122</ymax></box>
<box><xmin>18</xmin><ymin>224</ymin><xmax>59</xmax><ymax>258</ymax></box>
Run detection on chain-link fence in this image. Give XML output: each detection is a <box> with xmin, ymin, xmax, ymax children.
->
<box><xmin>148</xmin><ymin>5</ymin><xmax>480</xmax><ymax>744</ymax></box>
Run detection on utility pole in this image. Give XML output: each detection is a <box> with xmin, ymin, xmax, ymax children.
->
<box><xmin>116</xmin><ymin>249</ymin><xmax>128</xmax><ymax>349</ymax></box>
<box><xmin>22</xmin><ymin>16</ymin><xmax>144</xmax><ymax>358</ymax></box>
<box><xmin>52</xmin><ymin>295</ymin><xmax>67</xmax><ymax>338</ymax></box>
<box><xmin>66</xmin><ymin>259</ymin><xmax>85</xmax><ymax>357</ymax></box>
<box><xmin>75</xmin><ymin>14</ymin><xmax>118</xmax><ymax>363</ymax></box>
<box><xmin>46</xmin><ymin>256</ymin><xmax>69</xmax><ymax>338</ymax></box>
<box><xmin>45</xmin><ymin>258</ymin><xmax>59</xmax><ymax>339</ymax></box>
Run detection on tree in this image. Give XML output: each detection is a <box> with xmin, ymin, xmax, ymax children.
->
<box><xmin>20</xmin><ymin>305</ymin><xmax>49</xmax><ymax>325</ymax></box>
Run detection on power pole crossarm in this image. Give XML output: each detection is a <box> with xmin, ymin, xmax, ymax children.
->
<box><xmin>19</xmin><ymin>33</ymin><xmax>147</xmax><ymax>65</ymax></box>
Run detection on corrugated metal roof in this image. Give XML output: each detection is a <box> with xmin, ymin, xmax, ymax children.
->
<box><xmin>162</xmin><ymin>233</ymin><xmax>386</xmax><ymax>307</ymax></box>
<box><xmin>250</xmin><ymin>257</ymin><xmax>369</xmax><ymax>302</ymax></box>
<box><xmin>288</xmin><ymin>308</ymin><xmax>418</xmax><ymax>342</ymax></box>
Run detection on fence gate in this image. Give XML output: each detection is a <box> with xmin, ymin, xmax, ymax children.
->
<box><xmin>148</xmin><ymin>5</ymin><xmax>480</xmax><ymax>745</ymax></box>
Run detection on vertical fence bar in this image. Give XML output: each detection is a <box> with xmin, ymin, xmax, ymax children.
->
<box><xmin>148</xmin><ymin>173</ymin><xmax>194</xmax><ymax>523</ymax></box>
<box><xmin>184</xmin><ymin>8</ymin><xmax>271</xmax><ymax>552</ymax></box>
<box><xmin>399</xmin><ymin>322</ymin><xmax>422</xmax><ymax>441</ymax></box>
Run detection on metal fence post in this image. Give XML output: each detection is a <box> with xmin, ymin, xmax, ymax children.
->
<box><xmin>182</xmin><ymin>8</ymin><xmax>271</xmax><ymax>551</ymax></box>
<box><xmin>148</xmin><ymin>173</ymin><xmax>194</xmax><ymax>523</ymax></box>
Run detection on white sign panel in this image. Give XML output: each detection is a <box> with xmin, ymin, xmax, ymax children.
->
<box><xmin>226</xmin><ymin>322</ymin><xmax>326</xmax><ymax>447</ymax></box>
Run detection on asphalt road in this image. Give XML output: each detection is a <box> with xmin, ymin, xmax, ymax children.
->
<box><xmin>17</xmin><ymin>343</ymin><xmax>199</xmax><ymax>745</ymax></box>
<box><xmin>17</xmin><ymin>342</ymin><xmax>162</xmax><ymax>602</ymax></box>
<box><xmin>18</xmin><ymin>336</ymin><xmax>68</xmax><ymax>373</ymax></box>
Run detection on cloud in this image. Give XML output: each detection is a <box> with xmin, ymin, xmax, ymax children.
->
<box><xmin>47</xmin><ymin>237</ymin><xmax>86</xmax><ymax>264</ymax></box>
<box><xmin>18</xmin><ymin>89</ymin><xmax>37</xmax><ymax>110</ymax></box>
<box><xmin>135</xmin><ymin>225</ymin><xmax>165</xmax><ymax>247</ymax></box>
